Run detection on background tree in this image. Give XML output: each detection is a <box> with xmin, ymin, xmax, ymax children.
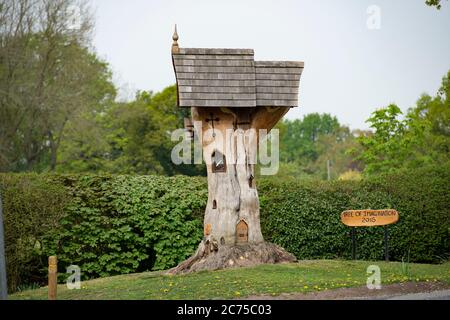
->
<box><xmin>426</xmin><ymin>0</ymin><xmax>447</xmax><ymax>9</ymax></box>
<box><xmin>356</xmin><ymin>70</ymin><xmax>449</xmax><ymax>176</ymax></box>
<box><xmin>58</xmin><ymin>85</ymin><xmax>206</xmax><ymax>176</ymax></box>
<box><xmin>0</xmin><ymin>0</ymin><xmax>115</xmax><ymax>172</ymax></box>
<box><xmin>273</xmin><ymin>113</ymin><xmax>362</xmax><ymax>180</ymax></box>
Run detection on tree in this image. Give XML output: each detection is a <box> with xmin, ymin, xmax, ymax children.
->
<box><xmin>57</xmin><ymin>85</ymin><xmax>206</xmax><ymax>176</ymax></box>
<box><xmin>426</xmin><ymin>0</ymin><xmax>447</xmax><ymax>9</ymax></box>
<box><xmin>278</xmin><ymin>113</ymin><xmax>340</xmax><ymax>163</ymax></box>
<box><xmin>0</xmin><ymin>0</ymin><xmax>115</xmax><ymax>172</ymax></box>
<box><xmin>309</xmin><ymin>126</ymin><xmax>364</xmax><ymax>180</ymax></box>
<box><xmin>357</xmin><ymin>70</ymin><xmax>449</xmax><ymax>175</ymax></box>
<box><xmin>274</xmin><ymin>113</ymin><xmax>361</xmax><ymax>180</ymax></box>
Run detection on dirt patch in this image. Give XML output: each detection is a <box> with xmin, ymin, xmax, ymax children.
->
<box><xmin>241</xmin><ymin>282</ymin><xmax>450</xmax><ymax>300</ymax></box>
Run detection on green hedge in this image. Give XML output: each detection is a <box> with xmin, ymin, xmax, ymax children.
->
<box><xmin>0</xmin><ymin>174</ymin><xmax>206</xmax><ymax>292</ymax></box>
<box><xmin>0</xmin><ymin>166</ymin><xmax>449</xmax><ymax>292</ymax></box>
<box><xmin>259</xmin><ymin>165</ymin><xmax>450</xmax><ymax>263</ymax></box>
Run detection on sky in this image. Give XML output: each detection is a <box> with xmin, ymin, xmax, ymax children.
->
<box><xmin>91</xmin><ymin>0</ymin><xmax>450</xmax><ymax>130</ymax></box>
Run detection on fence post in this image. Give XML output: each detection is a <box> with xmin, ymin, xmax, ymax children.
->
<box><xmin>0</xmin><ymin>191</ymin><xmax>7</xmax><ymax>300</ymax></box>
<box><xmin>48</xmin><ymin>256</ymin><xmax>57</xmax><ymax>300</ymax></box>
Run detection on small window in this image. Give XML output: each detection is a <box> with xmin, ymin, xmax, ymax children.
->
<box><xmin>249</xmin><ymin>174</ymin><xmax>255</xmax><ymax>188</ymax></box>
<box><xmin>212</xmin><ymin>150</ymin><xmax>226</xmax><ymax>173</ymax></box>
<box><xmin>212</xmin><ymin>200</ymin><xmax>217</xmax><ymax>209</ymax></box>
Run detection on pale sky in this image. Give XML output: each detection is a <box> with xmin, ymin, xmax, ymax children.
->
<box><xmin>91</xmin><ymin>0</ymin><xmax>450</xmax><ymax>130</ymax></box>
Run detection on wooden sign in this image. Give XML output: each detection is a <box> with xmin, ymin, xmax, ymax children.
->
<box><xmin>341</xmin><ymin>209</ymin><xmax>399</xmax><ymax>227</ymax></box>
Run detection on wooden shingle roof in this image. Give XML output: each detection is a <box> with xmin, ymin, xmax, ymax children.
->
<box><xmin>172</xmin><ymin>35</ymin><xmax>304</xmax><ymax>108</ymax></box>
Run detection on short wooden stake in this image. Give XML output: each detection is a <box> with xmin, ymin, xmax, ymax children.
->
<box><xmin>48</xmin><ymin>256</ymin><xmax>57</xmax><ymax>300</ymax></box>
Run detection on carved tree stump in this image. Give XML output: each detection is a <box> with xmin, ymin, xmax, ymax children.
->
<box><xmin>168</xmin><ymin>107</ymin><xmax>296</xmax><ymax>274</ymax></box>
<box><xmin>168</xmin><ymin>30</ymin><xmax>303</xmax><ymax>274</ymax></box>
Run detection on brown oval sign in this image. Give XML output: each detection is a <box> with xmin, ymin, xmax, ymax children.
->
<box><xmin>341</xmin><ymin>209</ymin><xmax>399</xmax><ymax>227</ymax></box>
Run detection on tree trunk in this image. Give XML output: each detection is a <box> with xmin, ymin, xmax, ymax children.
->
<box><xmin>169</xmin><ymin>106</ymin><xmax>296</xmax><ymax>274</ymax></box>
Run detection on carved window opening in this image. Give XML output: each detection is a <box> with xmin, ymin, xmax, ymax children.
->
<box><xmin>249</xmin><ymin>174</ymin><xmax>255</xmax><ymax>188</ymax></box>
<box><xmin>236</xmin><ymin>220</ymin><xmax>248</xmax><ymax>243</ymax></box>
<box><xmin>211</xmin><ymin>150</ymin><xmax>226</xmax><ymax>173</ymax></box>
<box><xmin>212</xmin><ymin>200</ymin><xmax>217</xmax><ymax>209</ymax></box>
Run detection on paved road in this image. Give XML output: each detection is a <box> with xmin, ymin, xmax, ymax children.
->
<box><xmin>386</xmin><ymin>289</ymin><xmax>450</xmax><ymax>300</ymax></box>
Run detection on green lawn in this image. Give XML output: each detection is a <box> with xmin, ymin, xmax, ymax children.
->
<box><xmin>10</xmin><ymin>260</ymin><xmax>450</xmax><ymax>300</ymax></box>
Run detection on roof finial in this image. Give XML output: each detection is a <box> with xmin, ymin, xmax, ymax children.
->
<box><xmin>172</xmin><ymin>24</ymin><xmax>179</xmax><ymax>54</ymax></box>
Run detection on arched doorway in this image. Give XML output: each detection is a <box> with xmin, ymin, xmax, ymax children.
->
<box><xmin>236</xmin><ymin>220</ymin><xmax>248</xmax><ymax>243</ymax></box>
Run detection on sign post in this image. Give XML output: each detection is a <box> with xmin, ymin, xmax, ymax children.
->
<box><xmin>384</xmin><ymin>225</ymin><xmax>389</xmax><ymax>262</ymax></box>
<box><xmin>0</xmin><ymin>191</ymin><xmax>7</xmax><ymax>300</ymax></box>
<box><xmin>341</xmin><ymin>209</ymin><xmax>399</xmax><ymax>262</ymax></box>
<box><xmin>351</xmin><ymin>227</ymin><xmax>356</xmax><ymax>260</ymax></box>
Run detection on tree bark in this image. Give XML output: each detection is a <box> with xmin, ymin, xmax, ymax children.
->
<box><xmin>169</xmin><ymin>106</ymin><xmax>295</xmax><ymax>274</ymax></box>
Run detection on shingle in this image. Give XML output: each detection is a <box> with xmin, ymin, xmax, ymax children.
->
<box><xmin>256</xmin><ymin>99</ymin><xmax>299</xmax><ymax>107</ymax></box>
<box><xmin>256</xmin><ymin>80</ymin><xmax>299</xmax><ymax>87</ymax></box>
<box><xmin>173</xmin><ymin>59</ymin><xmax>254</xmax><ymax>67</ymax></box>
<box><xmin>176</xmin><ymin>66</ymin><xmax>255</xmax><ymax>74</ymax></box>
<box><xmin>256</xmin><ymin>73</ymin><xmax>301</xmax><ymax>80</ymax></box>
<box><xmin>178</xmin><ymin>48</ymin><xmax>254</xmax><ymax>55</ymax></box>
<box><xmin>179</xmin><ymin>99</ymin><xmax>256</xmax><ymax>107</ymax></box>
<box><xmin>256</xmin><ymin>93</ymin><xmax>298</xmax><ymax>100</ymax></box>
<box><xmin>178</xmin><ymin>79</ymin><xmax>256</xmax><ymax>87</ymax></box>
<box><xmin>173</xmin><ymin>54</ymin><xmax>254</xmax><ymax>60</ymax></box>
<box><xmin>255</xmin><ymin>67</ymin><xmax>303</xmax><ymax>74</ymax></box>
<box><xmin>255</xmin><ymin>61</ymin><xmax>304</xmax><ymax>68</ymax></box>
<box><xmin>256</xmin><ymin>87</ymin><xmax>298</xmax><ymax>94</ymax></box>
<box><xmin>176</xmin><ymin>73</ymin><xmax>255</xmax><ymax>80</ymax></box>
<box><xmin>179</xmin><ymin>93</ymin><xmax>255</xmax><ymax>100</ymax></box>
<box><xmin>178</xmin><ymin>86</ymin><xmax>256</xmax><ymax>94</ymax></box>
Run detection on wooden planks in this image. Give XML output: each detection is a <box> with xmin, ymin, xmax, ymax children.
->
<box><xmin>178</xmin><ymin>48</ymin><xmax>254</xmax><ymax>55</ymax></box>
<box><xmin>255</xmin><ymin>61</ymin><xmax>303</xmax><ymax>107</ymax></box>
<box><xmin>172</xmin><ymin>48</ymin><xmax>304</xmax><ymax>108</ymax></box>
<box><xmin>174</xmin><ymin>48</ymin><xmax>256</xmax><ymax>108</ymax></box>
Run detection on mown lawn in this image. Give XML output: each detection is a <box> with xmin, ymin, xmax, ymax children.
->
<box><xmin>10</xmin><ymin>260</ymin><xmax>450</xmax><ymax>300</ymax></box>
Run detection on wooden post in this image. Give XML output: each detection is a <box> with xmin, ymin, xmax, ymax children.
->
<box><xmin>384</xmin><ymin>225</ymin><xmax>389</xmax><ymax>262</ymax></box>
<box><xmin>48</xmin><ymin>256</ymin><xmax>57</xmax><ymax>300</ymax></box>
<box><xmin>351</xmin><ymin>227</ymin><xmax>356</xmax><ymax>260</ymax></box>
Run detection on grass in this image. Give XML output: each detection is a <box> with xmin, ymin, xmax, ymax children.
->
<box><xmin>10</xmin><ymin>260</ymin><xmax>450</xmax><ymax>300</ymax></box>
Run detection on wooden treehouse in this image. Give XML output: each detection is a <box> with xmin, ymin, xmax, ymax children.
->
<box><xmin>170</xmin><ymin>26</ymin><xmax>304</xmax><ymax>273</ymax></box>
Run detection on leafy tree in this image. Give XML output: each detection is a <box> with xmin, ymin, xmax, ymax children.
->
<box><xmin>426</xmin><ymin>0</ymin><xmax>447</xmax><ymax>9</ymax></box>
<box><xmin>58</xmin><ymin>85</ymin><xmax>206</xmax><ymax>176</ymax></box>
<box><xmin>275</xmin><ymin>113</ymin><xmax>361</xmax><ymax>180</ymax></box>
<box><xmin>0</xmin><ymin>0</ymin><xmax>115</xmax><ymax>172</ymax></box>
<box><xmin>278</xmin><ymin>113</ymin><xmax>340</xmax><ymax>163</ymax></box>
<box><xmin>357</xmin><ymin>71</ymin><xmax>449</xmax><ymax>175</ymax></box>
<box><xmin>309</xmin><ymin>126</ymin><xmax>364</xmax><ymax>180</ymax></box>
